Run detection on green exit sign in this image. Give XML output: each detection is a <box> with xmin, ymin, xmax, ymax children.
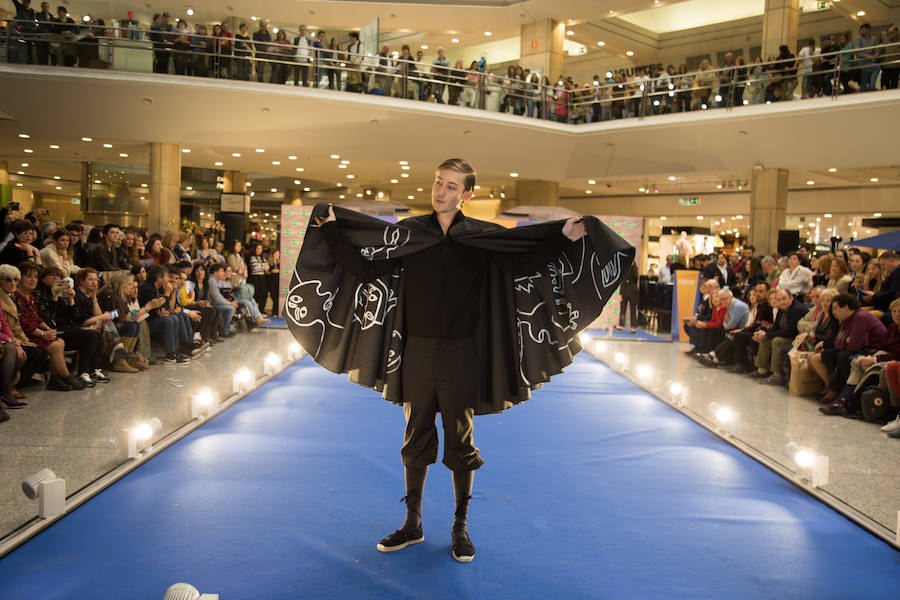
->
<box><xmin>678</xmin><ymin>197</ymin><xmax>700</xmax><ymax>206</ymax></box>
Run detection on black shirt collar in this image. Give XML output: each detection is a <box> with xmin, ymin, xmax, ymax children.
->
<box><xmin>429</xmin><ymin>210</ymin><xmax>466</xmax><ymax>232</ymax></box>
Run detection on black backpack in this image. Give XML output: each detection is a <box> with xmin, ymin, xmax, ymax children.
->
<box><xmin>848</xmin><ymin>363</ymin><xmax>899</xmax><ymax>424</ymax></box>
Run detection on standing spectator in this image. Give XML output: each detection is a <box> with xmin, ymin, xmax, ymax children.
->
<box><xmin>34</xmin><ymin>1</ymin><xmax>54</xmax><ymax>66</ymax></box>
<box><xmin>717</xmin><ymin>52</ymin><xmax>735</xmax><ymax>107</ymax></box>
<box><xmin>325</xmin><ymin>37</ymin><xmax>343</xmax><ymax>91</ymax></box>
<box><xmin>11</xmin><ymin>0</ymin><xmax>38</xmax><ymax>64</ymax></box>
<box><xmin>85</xmin><ymin>224</ymin><xmax>127</xmax><ymax>273</ymax></box>
<box><xmin>219</xmin><ymin>21</ymin><xmax>234</xmax><ymax>78</ymax></box>
<box><xmin>374</xmin><ymin>44</ymin><xmax>394</xmax><ymax>94</ymax></box>
<box><xmin>448</xmin><ymin>59</ymin><xmax>466</xmax><ymax>105</ymax></box>
<box><xmin>271</xmin><ymin>29</ymin><xmax>293</xmax><ymax>84</ymax></box>
<box><xmin>292</xmin><ymin>24</ymin><xmax>313</xmax><ymax>87</ymax></box>
<box><xmin>880</xmin><ymin>26</ymin><xmax>900</xmax><ymax>90</ymax></box>
<box><xmin>247</xmin><ymin>243</ymin><xmax>268</xmax><ymax>315</ymax></box>
<box><xmin>797</xmin><ymin>38</ymin><xmax>821</xmax><ymax>98</ymax></box>
<box><xmin>233</xmin><ymin>23</ymin><xmax>252</xmax><ymax>80</ymax></box>
<box><xmin>345</xmin><ymin>31</ymin><xmax>364</xmax><ymax>92</ymax></box>
<box><xmin>820</xmin><ymin>34</ymin><xmax>839</xmax><ymax>96</ymax></box>
<box><xmin>190</xmin><ymin>23</ymin><xmax>210</xmax><ymax>77</ymax></box>
<box><xmin>171</xmin><ymin>19</ymin><xmax>193</xmax><ymax>76</ymax></box>
<box><xmin>854</xmin><ymin>23</ymin><xmax>879</xmax><ymax>92</ymax></box>
<box><xmin>265</xmin><ymin>249</ymin><xmax>280</xmax><ymax>317</ymax></box>
<box><xmin>776</xmin><ymin>45</ymin><xmax>798</xmax><ymax>100</ymax></box>
<box><xmin>658</xmin><ymin>255</ymin><xmax>674</xmax><ymax>285</ymax></box>
<box><xmin>252</xmin><ymin>20</ymin><xmax>273</xmax><ymax>83</ymax></box>
<box><xmin>431</xmin><ymin>47</ymin><xmax>451</xmax><ymax>103</ymax></box>
<box><xmin>703</xmin><ymin>252</ymin><xmax>736</xmax><ymax>289</ymax></box>
<box><xmin>53</xmin><ymin>5</ymin><xmax>78</xmax><ymax>67</ymax></box>
<box><xmin>615</xmin><ymin>261</ymin><xmax>639</xmax><ymax>334</ymax></box>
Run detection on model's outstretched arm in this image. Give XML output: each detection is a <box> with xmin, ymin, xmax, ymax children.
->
<box><xmin>316</xmin><ymin>205</ymin><xmax>401</xmax><ymax>283</ymax></box>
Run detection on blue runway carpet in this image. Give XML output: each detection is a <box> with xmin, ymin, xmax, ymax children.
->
<box><xmin>588</xmin><ymin>327</ymin><xmax>669</xmax><ymax>342</ymax></box>
<box><xmin>1</xmin><ymin>356</ymin><xmax>898</xmax><ymax>599</ymax></box>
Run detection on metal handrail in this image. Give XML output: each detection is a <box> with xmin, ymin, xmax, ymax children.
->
<box><xmin>4</xmin><ymin>19</ymin><xmax>899</xmax><ymax>121</ymax></box>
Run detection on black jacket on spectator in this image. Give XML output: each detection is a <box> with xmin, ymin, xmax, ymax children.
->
<box><xmin>766</xmin><ymin>299</ymin><xmax>808</xmax><ymax>340</ymax></box>
<box><xmin>55</xmin><ymin>290</ymin><xmax>94</xmax><ymax>329</ymax></box>
<box><xmin>0</xmin><ymin>241</ymin><xmax>30</xmax><ymax>266</ymax></box>
<box><xmin>138</xmin><ymin>281</ymin><xmax>165</xmax><ymax>319</ymax></box>
<box><xmin>86</xmin><ymin>243</ymin><xmax>126</xmax><ymax>272</ymax></box>
<box><xmin>702</xmin><ymin>262</ymin><xmax>736</xmax><ymax>289</ymax></box>
<box><xmin>872</xmin><ymin>267</ymin><xmax>900</xmax><ymax>311</ymax></box>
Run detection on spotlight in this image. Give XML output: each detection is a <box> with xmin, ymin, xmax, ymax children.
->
<box><xmin>636</xmin><ymin>364</ymin><xmax>653</xmax><ymax>380</ymax></box>
<box><xmin>708</xmin><ymin>402</ymin><xmax>740</xmax><ymax>434</ymax></box>
<box><xmin>781</xmin><ymin>442</ymin><xmax>829</xmax><ymax>487</ymax></box>
<box><xmin>593</xmin><ymin>341</ymin><xmax>607</xmax><ymax>354</ymax></box>
<box><xmin>190</xmin><ymin>387</ymin><xmax>218</xmax><ymax>419</ymax></box>
<box><xmin>614</xmin><ymin>352</ymin><xmax>627</xmax><ymax>365</ymax></box>
<box><xmin>123</xmin><ymin>418</ymin><xmax>163</xmax><ymax>459</ymax></box>
<box><xmin>263</xmin><ymin>352</ymin><xmax>282</xmax><ymax>374</ymax></box>
<box><xmin>163</xmin><ymin>582</ymin><xmax>218</xmax><ymax>600</ymax></box>
<box><xmin>22</xmin><ymin>468</ymin><xmax>65</xmax><ymax>519</ymax></box>
<box><xmin>233</xmin><ymin>367</ymin><xmax>254</xmax><ymax>393</ymax></box>
<box><xmin>287</xmin><ymin>341</ymin><xmax>303</xmax><ymax>360</ymax></box>
<box><xmin>578</xmin><ymin>332</ymin><xmax>592</xmax><ymax>345</ymax></box>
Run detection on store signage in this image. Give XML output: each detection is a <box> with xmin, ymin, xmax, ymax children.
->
<box><xmin>678</xmin><ymin>197</ymin><xmax>700</xmax><ymax>206</ymax></box>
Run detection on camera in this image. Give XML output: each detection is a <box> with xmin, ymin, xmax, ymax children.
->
<box><xmin>6</xmin><ymin>202</ymin><xmax>20</xmax><ymax>212</ymax></box>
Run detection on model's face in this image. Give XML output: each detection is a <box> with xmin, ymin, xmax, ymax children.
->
<box><xmin>432</xmin><ymin>169</ymin><xmax>471</xmax><ymax>215</ymax></box>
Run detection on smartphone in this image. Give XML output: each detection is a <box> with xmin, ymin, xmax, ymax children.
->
<box><xmin>109</xmin><ymin>309</ymin><xmax>119</xmax><ymax>318</ymax></box>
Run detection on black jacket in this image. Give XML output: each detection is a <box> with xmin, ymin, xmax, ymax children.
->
<box><xmin>766</xmin><ymin>299</ymin><xmax>808</xmax><ymax>340</ymax></box>
<box><xmin>288</xmin><ymin>204</ymin><xmax>634</xmax><ymax>415</ymax></box>
<box><xmin>703</xmin><ymin>262</ymin><xmax>735</xmax><ymax>289</ymax></box>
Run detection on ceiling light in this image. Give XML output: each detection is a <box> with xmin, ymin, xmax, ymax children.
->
<box><xmin>421</xmin><ymin>44</ymin><xmax>429</xmax><ymax>50</ymax></box>
<box><xmin>119</xmin><ymin>153</ymin><xmax>128</xmax><ymax>158</ymax></box>
<box><xmin>667</xmin><ymin>176</ymin><xmax>676</xmax><ymax>181</ymax></box>
<box><xmin>451</xmin><ymin>38</ymin><xmax>459</xmax><ymax>43</ymax></box>
<box><xmin>55</xmin><ymin>186</ymin><xmax>62</xmax><ymax>190</ymax></box>
<box><xmin>49</xmin><ymin>144</ymin><xmax>61</xmax><ymax>150</ymax></box>
<box><xmin>401</xmin><ymin>165</ymin><xmax>411</xmax><ymax>171</ymax></box>
<box><xmin>186</xmin><ymin>186</ymin><xmax>193</xmax><ymax>191</ymax></box>
<box><xmin>660</xmin><ymin>216</ymin><xmax>667</xmax><ymax>221</ymax></box>
<box><xmin>716</xmin><ymin>184</ymin><xmax>723</xmax><ymax>189</ymax></box>
<box><xmin>288</xmin><ymin>155</ymin><xmax>297</xmax><ymax>160</ymax></box>
<box><xmin>510</xmin><ymin>172</ymin><xmax>519</xmax><ymax>177</ymax></box>
<box><xmin>869</xmin><ymin>177</ymin><xmax>879</xmax><ymax>182</ymax></box>
<box><xmin>272</xmin><ymin>161</ymin><xmax>280</xmax><ymax>165</ymax></box>
<box><xmin>293</xmin><ymin>179</ymin><xmax>301</xmax><ymax>185</ymax></box>
<box><xmin>597</xmin><ymin>41</ymin><xmax>606</xmax><ymax>46</ymax></box>
<box><xmin>53</xmin><ymin>176</ymin><xmax>60</xmax><ymax>180</ymax></box>
<box><xmin>214</xmin><ymin>161</ymin><xmax>223</xmax><ymax>166</ymax></box>
<box><xmin>588</xmin><ymin>179</ymin><xmax>596</xmax><ymax>184</ymax></box>
<box><xmin>24</xmin><ymin>148</ymin><xmax>33</xmax><ymax>153</ymax></box>
<box><xmin>182</xmin><ymin>148</ymin><xmax>191</xmax><ymax>153</ymax></box>
<box><xmin>232</xmin><ymin>152</ymin><xmax>241</xmax><ymax>157</ymax></box>
<box><xmin>474</xmin><ymin>185</ymin><xmax>481</xmax><ymax>190</ymax></box>
<box><xmin>330</xmin><ymin>154</ymin><xmax>340</xmax><ymax>159</ymax></box>
<box><xmin>94</xmin><ymin>179</ymin><xmax>101</xmax><ymax>184</ymax></box>
<box><xmin>339</xmin><ymin>194</ymin><xmax>345</xmax><ymax>199</ymax></box>
<box><xmin>141</xmin><ymin>183</ymin><xmax>148</xmax><ymax>187</ymax></box>
<box><xmin>697</xmin><ymin>215</ymin><xmax>704</xmax><ymax>220</ymax></box>
<box><xmin>390</xmin><ymin>179</ymin><xmax>399</xmax><ymax>184</ymax></box>
<box><xmin>638</xmin><ymin>187</ymin><xmax>646</xmax><ymax>193</ymax></box>
<box><xmin>337</xmin><ymin>183</ymin><xmax>342</xmax><ymax>187</ymax></box>
<box><xmin>857</xmin><ymin>10</ymin><xmax>865</xmax><ymax>16</ymax></box>
<box><xmin>81</xmin><ymin>137</ymin><xmax>92</xmax><ymax>142</ymax></box>
<box><xmin>626</xmin><ymin>51</ymin><xmax>634</xmax><ymax>56</ymax></box>
<box><xmin>303</xmin><ymin>187</ymin><xmax>310</xmax><ymax>192</ymax></box>
<box><xmin>827</xmin><ymin>167</ymin><xmax>837</xmax><ymax>173</ymax></box>
<box><xmin>806</xmin><ymin>180</ymin><xmax>815</xmax><ymax>185</ymax></box>
<box><xmin>416</xmin><ymin>187</ymin><xmax>424</xmax><ymax>192</ymax></box>
<box><xmin>338</xmin><ymin>164</ymin><xmax>347</xmax><ymax>169</ymax></box>
<box><xmin>347</xmin><ymin>174</ymin><xmax>355</xmax><ymax>179</ymax></box>
<box><xmin>736</xmin><ymin>215</ymin><xmax>743</xmax><ymax>219</ymax></box>
<box><xmin>16</xmin><ymin>183</ymin><xmax>22</xmax><ymax>187</ymax></box>
<box><xmin>186</xmin><ymin>8</ymin><xmax>194</xmax><ymax>16</ymax></box>
<box><xmin>585</xmin><ymin>190</ymin><xmax>592</xmax><ymax>194</ymax></box>
<box><xmin>408</xmin><ymin>195</ymin><xmax>415</xmax><ymax>200</ymax></box>
<box><xmin>18</xmin><ymin>133</ymin><xmax>30</xmax><ymax>139</ymax></box>
<box><xmin>340</xmin><ymin>160</ymin><xmax>350</xmax><ymax>165</ymax></box>
<box><xmin>17</xmin><ymin>171</ymin><xmax>24</xmax><ymax>175</ymax></box>
<box><xmin>270</xmin><ymin>188</ymin><xmax>278</xmax><ymax>193</ymax></box>
<box><xmin>103</xmin><ymin>143</ymin><xmax>113</xmax><ymax>148</ymax></box>
<box><xmin>20</xmin><ymin>163</ymin><xmax>28</xmax><ymax>167</ymax></box>
<box><xmin>399</xmin><ymin>161</ymin><xmax>409</xmax><ymax>166</ymax></box>
<box><xmin>873</xmin><ymin>212</ymin><xmax>882</xmax><ymax>217</ymax></box>
<box><xmin>484</xmin><ymin>31</ymin><xmax>492</xmax><ymax>36</ymax></box>
<box><xmin>401</xmin><ymin>173</ymin><xmax>409</xmax><ymax>178</ymax></box>
<box><xmin>566</xmin><ymin>30</ymin><xmax>574</xmax><ymax>35</ymax></box>
<box><xmin>824</xmin><ymin>213</ymin><xmax>832</xmax><ymax>218</ymax></box>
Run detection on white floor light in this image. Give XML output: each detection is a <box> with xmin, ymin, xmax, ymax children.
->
<box><xmin>22</xmin><ymin>468</ymin><xmax>65</xmax><ymax>519</ymax></box>
<box><xmin>123</xmin><ymin>417</ymin><xmax>163</xmax><ymax>459</ymax></box>
<box><xmin>782</xmin><ymin>442</ymin><xmax>829</xmax><ymax>487</ymax></box>
<box><xmin>287</xmin><ymin>341</ymin><xmax>303</xmax><ymax>360</ymax></box>
<box><xmin>190</xmin><ymin>387</ymin><xmax>218</xmax><ymax>419</ymax></box>
<box><xmin>263</xmin><ymin>352</ymin><xmax>282</xmax><ymax>374</ymax></box>
<box><xmin>233</xmin><ymin>367</ymin><xmax>254</xmax><ymax>394</ymax></box>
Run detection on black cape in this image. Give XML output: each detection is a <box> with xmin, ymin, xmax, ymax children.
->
<box><xmin>286</xmin><ymin>203</ymin><xmax>635</xmax><ymax>415</ymax></box>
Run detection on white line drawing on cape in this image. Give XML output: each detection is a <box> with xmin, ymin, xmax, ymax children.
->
<box><xmin>359</xmin><ymin>226</ymin><xmax>411</xmax><ymax>261</ymax></box>
<box><xmin>386</xmin><ymin>330</ymin><xmax>403</xmax><ymax>373</ymax></box>
<box><xmin>285</xmin><ymin>279</ymin><xmax>344</xmax><ymax>357</ymax></box>
<box><xmin>354</xmin><ymin>278</ymin><xmax>398</xmax><ymax>330</ymax></box>
<box><xmin>514</xmin><ymin>272</ymin><xmax>541</xmax><ymax>294</ymax></box>
<box><xmin>591</xmin><ymin>250</ymin><xmax>630</xmax><ymax>298</ymax></box>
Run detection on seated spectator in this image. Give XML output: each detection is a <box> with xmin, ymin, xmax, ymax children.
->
<box><xmin>207</xmin><ymin>263</ymin><xmax>237</xmax><ymax>338</ymax></box>
<box><xmin>97</xmin><ymin>271</ymin><xmax>151</xmax><ymax>372</ymax></box>
<box><xmin>131</xmin><ymin>263</ymin><xmax>148</xmax><ymax>285</ymax></box>
<box><xmin>39</xmin><ymin>229</ymin><xmax>80</xmax><ymax>276</ymax></box>
<box><xmin>848</xmin><ymin>250</ymin><xmax>869</xmax><ymax>281</ymax></box>
<box><xmin>138</xmin><ymin>266</ymin><xmax>192</xmax><ymax>363</ymax></box>
<box><xmin>696</xmin><ymin>289</ymin><xmax>750</xmax><ymax>366</ymax></box>
<box><xmin>742</xmin><ymin>256</ymin><xmax>765</xmax><ymax>292</ymax></box>
<box><xmin>796</xmin><ymin>288</ymin><xmax>840</xmax><ymax>351</ymax></box>
<box><xmin>0</xmin><ymin>264</ymin><xmax>74</xmax><ymax>392</ymax></box>
<box><xmin>192</xmin><ymin>235</ymin><xmax>223</xmax><ymax>264</ymax></box>
<box><xmin>702</xmin><ymin>252</ymin><xmax>736</xmax><ymax>290</ymax></box>
<box><xmin>776</xmin><ymin>251</ymin><xmax>813</xmax><ymax>298</ymax></box>
<box><xmin>860</xmin><ymin>251</ymin><xmax>899</xmax><ymax>313</ymax></box>
<box><xmin>172</xmin><ymin>232</ymin><xmax>193</xmax><ymax>262</ymax></box>
<box><xmin>811</xmin><ymin>254</ymin><xmax>830</xmax><ymax>288</ymax></box>
<box><xmin>54</xmin><ymin>268</ymin><xmax>113</xmax><ymax>386</ymax></box>
<box><xmin>169</xmin><ymin>264</ymin><xmax>217</xmax><ymax>346</ymax></box>
<box><xmin>0</xmin><ymin>300</ymin><xmax>26</xmax><ymax>420</ymax></box>
<box><xmin>0</xmin><ymin>220</ymin><xmax>43</xmax><ymax>267</ymax></box>
<box><xmin>122</xmin><ymin>229</ymin><xmax>144</xmax><ymax>268</ymax></box>
<box><xmin>760</xmin><ymin>255</ymin><xmax>779</xmax><ymax>287</ymax></box>
<box><xmin>683</xmin><ymin>278</ymin><xmax>720</xmax><ymax>353</ymax></box>
<box><xmin>65</xmin><ymin>223</ymin><xmax>90</xmax><ymax>267</ymax></box>
<box><xmin>144</xmin><ymin>234</ymin><xmax>172</xmax><ymax>266</ymax></box>
<box><xmin>178</xmin><ymin>262</ymin><xmax>223</xmax><ymax>341</ymax></box>
<box><xmin>815</xmin><ymin>293</ymin><xmax>888</xmax><ymax>408</ymax></box>
<box><xmin>34</xmin><ymin>266</ymin><xmax>65</xmax><ymax>326</ymax></box>
<box><xmin>748</xmin><ymin>288</ymin><xmax>808</xmax><ymax>385</ymax></box>
<box><xmin>14</xmin><ymin>261</ymin><xmax>87</xmax><ymax>390</ymax></box>
<box><xmin>771</xmin><ymin>256</ymin><xmax>789</xmax><ymax>288</ymax></box>
<box><xmin>85</xmin><ymin>223</ymin><xmax>129</xmax><ymax>273</ymax></box>
<box><xmin>827</xmin><ymin>256</ymin><xmax>852</xmax><ymax>293</ymax></box>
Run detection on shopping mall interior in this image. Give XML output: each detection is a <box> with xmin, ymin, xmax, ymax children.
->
<box><xmin>1</xmin><ymin>0</ymin><xmax>899</xmax><ymax>598</ymax></box>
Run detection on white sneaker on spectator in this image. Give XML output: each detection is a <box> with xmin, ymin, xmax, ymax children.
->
<box><xmin>78</xmin><ymin>373</ymin><xmax>96</xmax><ymax>388</ymax></box>
<box><xmin>881</xmin><ymin>415</ymin><xmax>900</xmax><ymax>433</ymax></box>
<box><xmin>91</xmin><ymin>369</ymin><xmax>110</xmax><ymax>383</ymax></box>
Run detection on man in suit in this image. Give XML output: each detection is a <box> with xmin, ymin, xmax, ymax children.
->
<box><xmin>703</xmin><ymin>251</ymin><xmax>735</xmax><ymax>290</ymax></box>
<box><xmin>750</xmin><ymin>288</ymin><xmax>808</xmax><ymax>385</ymax></box>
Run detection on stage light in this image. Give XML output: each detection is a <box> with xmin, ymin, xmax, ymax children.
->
<box><xmin>637</xmin><ymin>364</ymin><xmax>652</xmax><ymax>380</ymax></box>
<box><xmin>614</xmin><ymin>352</ymin><xmax>627</xmax><ymax>365</ymax></box>
<box><xmin>578</xmin><ymin>332</ymin><xmax>592</xmax><ymax>346</ymax></box>
<box><xmin>22</xmin><ymin>468</ymin><xmax>65</xmax><ymax>519</ymax></box>
<box><xmin>288</xmin><ymin>341</ymin><xmax>303</xmax><ymax>360</ymax></box>
<box><xmin>669</xmin><ymin>382</ymin><xmax>682</xmax><ymax>395</ymax></box>
<box><xmin>781</xmin><ymin>442</ymin><xmax>829</xmax><ymax>487</ymax></box>
<box><xmin>593</xmin><ymin>341</ymin><xmax>607</xmax><ymax>354</ymax></box>
<box><xmin>123</xmin><ymin>418</ymin><xmax>163</xmax><ymax>459</ymax></box>
<box><xmin>263</xmin><ymin>352</ymin><xmax>282</xmax><ymax>374</ymax></box>
<box><xmin>233</xmin><ymin>367</ymin><xmax>254</xmax><ymax>393</ymax></box>
<box><xmin>163</xmin><ymin>582</ymin><xmax>218</xmax><ymax>600</ymax></box>
<box><xmin>190</xmin><ymin>387</ymin><xmax>218</xmax><ymax>419</ymax></box>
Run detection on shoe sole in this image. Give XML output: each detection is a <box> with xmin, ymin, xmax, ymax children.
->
<box><xmin>452</xmin><ymin>551</ymin><xmax>474</xmax><ymax>563</ymax></box>
<box><xmin>376</xmin><ymin>535</ymin><xmax>424</xmax><ymax>552</ymax></box>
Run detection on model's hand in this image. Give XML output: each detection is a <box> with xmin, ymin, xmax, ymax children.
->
<box><xmin>314</xmin><ymin>205</ymin><xmax>336</xmax><ymax>227</ymax></box>
<box><xmin>562</xmin><ymin>217</ymin><xmax>586</xmax><ymax>241</ymax></box>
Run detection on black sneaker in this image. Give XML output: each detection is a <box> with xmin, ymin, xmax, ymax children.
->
<box><xmin>91</xmin><ymin>369</ymin><xmax>110</xmax><ymax>383</ymax></box>
<box><xmin>78</xmin><ymin>373</ymin><xmax>96</xmax><ymax>387</ymax></box>
<box><xmin>164</xmin><ymin>352</ymin><xmax>190</xmax><ymax>364</ymax></box>
<box><xmin>451</xmin><ymin>523</ymin><xmax>475</xmax><ymax>563</ymax></box>
<box><xmin>63</xmin><ymin>374</ymin><xmax>83</xmax><ymax>390</ymax></box>
<box><xmin>220</xmin><ymin>331</ymin><xmax>236</xmax><ymax>338</ymax></box>
<box><xmin>190</xmin><ymin>341</ymin><xmax>210</xmax><ymax>356</ymax></box>
<box><xmin>2</xmin><ymin>397</ymin><xmax>28</xmax><ymax>409</ymax></box>
<box><xmin>376</xmin><ymin>525</ymin><xmax>424</xmax><ymax>552</ymax></box>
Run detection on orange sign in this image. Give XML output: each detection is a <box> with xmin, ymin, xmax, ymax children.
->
<box><xmin>531</xmin><ymin>40</ymin><xmax>538</xmax><ymax>50</ymax></box>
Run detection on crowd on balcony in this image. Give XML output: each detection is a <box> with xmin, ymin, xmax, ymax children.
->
<box><xmin>666</xmin><ymin>243</ymin><xmax>900</xmax><ymax>435</ymax></box>
<box><xmin>0</xmin><ymin>202</ymin><xmax>280</xmax><ymax>423</ymax></box>
<box><xmin>4</xmin><ymin>4</ymin><xmax>899</xmax><ymax>122</ymax></box>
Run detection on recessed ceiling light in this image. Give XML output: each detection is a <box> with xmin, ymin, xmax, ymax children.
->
<box><xmin>399</xmin><ymin>160</ymin><xmax>409</xmax><ymax>165</ymax></box>
<box><xmin>293</xmin><ymin>179</ymin><xmax>301</xmax><ymax>185</ymax></box>
<box><xmin>597</xmin><ymin>41</ymin><xmax>606</xmax><ymax>47</ymax></box>
<box><xmin>417</xmin><ymin>187</ymin><xmax>424</xmax><ymax>192</ymax></box>
<box><xmin>346</xmin><ymin>174</ymin><xmax>355</xmax><ymax>179</ymax></box>
<box><xmin>484</xmin><ymin>31</ymin><xmax>492</xmax><ymax>36</ymax></box>
<box><xmin>256</xmin><ymin>148</ymin><xmax>265</xmax><ymax>153</ymax></box>
<box><xmin>341</xmin><ymin>160</ymin><xmax>350</xmax><ymax>164</ymax></box>
<box><xmin>16</xmin><ymin>183</ymin><xmax>23</xmax><ymax>187</ymax></box>
<box><xmin>18</xmin><ymin>134</ymin><xmax>30</xmax><ymax>139</ymax></box>
<box><xmin>94</xmin><ymin>179</ymin><xmax>102</xmax><ymax>184</ymax></box>
<box><xmin>667</xmin><ymin>176</ymin><xmax>676</xmax><ymax>181</ymax></box>
<box><xmin>827</xmin><ymin>167</ymin><xmax>837</xmax><ymax>173</ymax></box>
<box><xmin>806</xmin><ymin>180</ymin><xmax>815</xmax><ymax>185</ymax></box>
<box><xmin>873</xmin><ymin>212</ymin><xmax>882</xmax><ymax>217</ymax></box>
<box><xmin>408</xmin><ymin>195</ymin><xmax>415</xmax><ymax>200</ymax></box>
<box><xmin>53</xmin><ymin>175</ymin><xmax>60</xmax><ymax>180</ymax></box>
<box><xmin>588</xmin><ymin>179</ymin><xmax>596</xmax><ymax>184</ymax></box>
<box><xmin>24</xmin><ymin>149</ymin><xmax>33</xmax><ymax>153</ymax></box>
<box><xmin>697</xmin><ymin>215</ymin><xmax>704</xmax><ymax>220</ymax></box>
<box><xmin>141</xmin><ymin>183</ymin><xmax>148</xmax><ymax>187</ymax></box>
<box><xmin>20</xmin><ymin>163</ymin><xmax>28</xmax><ymax>167</ymax></box>
<box><xmin>303</xmin><ymin>187</ymin><xmax>310</xmax><ymax>192</ymax></box>
<box><xmin>182</xmin><ymin>148</ymin><xmax>191</xmax><ymax>153</ymax></box>
<box><xmin>638</xmin><ymin>187</ymin><xmax>646</xmax><ymax>192</ymax></box>
<box><xmin>626</xmin><ymin>51</ymin><xmax>634</xmax><ymax>57</ymax></box>
<box><xmin>336</xmin><ymin>183</ymin><xmax>342</xmax><ymax>187</ymax></box>
<box><xmin>401</xmin><ymin>173</ymin><xmax>409</xmax><ymax>178</ymax></box>
<box><xmin>103</xmin><ymin>143</ymin><xmax>113</xmax><ymax>148</ymax></box>
<box><xmin>566</xmin><ymin>30</ymin><xmax>574</xmax><ymax>35</ymax></box>
<box><xmin>390</xmin><ymin>179</ymin><xmax>399</xmax><ymax>184</ymax></box>
<box><xmin>421</xmin><ymin>44</ymin><xmax>429</xmax><ymax>50</ymax></box>
<box><xmin>474</xmin><ymin>185</ymin><xmax>481</xmax><ymax>190</ymax></box>
<box><xmin>870</xmin><ymin>177</ymin><xmax>879</xmax><ymax>182</ymax></box>
<box><xmin>401</xmin><ymin>165</ymin><xmax>411</xmax><ymax>170</ymax></box>
<box><xmin>296</xmin><ymin>167</ymin><xmax>304</xmax><ymax>172</ymax></box>
<box><xmin>451</xmin><ymin>38</ymin><xmax>459</xmax><ymax>43</ymax></box>
<box><xmin>510</xmin><ymin>172</ymin><xmax>518</xmax><ymax>177</ymax></box>
<box><xmin>338</xmin><ymin>164</ymin><xmax>347</xmax><ymax>169</ymax></box>
<box><xmin>857</xmin><ymin>10</ymin><xmax>865</xmax><ymax>16</ymax></box>
<box><xmin>824</xmin><ymin>213</ymin><xmax>832</xmax><ymax>217</ymax></box>
<box><xmin>214</xmin><ymin>161</ymin><xmax>223</xmax><ymax>166</ymax></box>
<box><xmin>119</xmin><ymin>153</ymin><xmax>128</xmax><ymax>158</ymax></box>
<box><xmin>585</xmin><ymin>190</ymin><xmax>592</xmax><ymax>194</ymax></box>
<box><xmin>55</xmin><ymin>186</ymin><xmax>62</xmax><ymax>190</ymax></box>
<box><xmin>330</xmin><ymin>154</ymin><xmax>340</xmax><ymax>159</ymax></box>
<box><xmin>232</xmin><ymin>152</ymin><xmax>241</xmax><ymax>157</ymax></box>
<box><xmin>660</xmin><ymin>216</ymin><xmax>667</xmax><ymax>221</ymax></box>
<box><xmin>16</xmin><ymin>171</ymin><xmax>24</xmax><ymax>175</ymax></box>
<box><xmin>81</xmin><ymin>137</ymin><xmax>92</xmax><ymax>142</ymax></box>
<box><xmin>186</xmin><ymin>186</ymin><xmax>193</xmax><ymax>191</ymax></box>
<box><xmin>272</xmin><ymin>161</ymin><xmax>281</xmax><ymax>165</ymax></box>
<box><xmin>270</xmin><ymin>188</ymin><xmax>278</xmax><ymax>193</ymax></box>
<box><xmin>49</xmin><ymin>144</ymin><xmax>60</xmax><ymax>149</ymax></box>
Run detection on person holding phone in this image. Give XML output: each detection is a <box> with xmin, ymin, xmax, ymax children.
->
<box><xmin>54</xmin><ymin>268</ymin><xmax>113</xmax><ymax>386</ymax></box>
